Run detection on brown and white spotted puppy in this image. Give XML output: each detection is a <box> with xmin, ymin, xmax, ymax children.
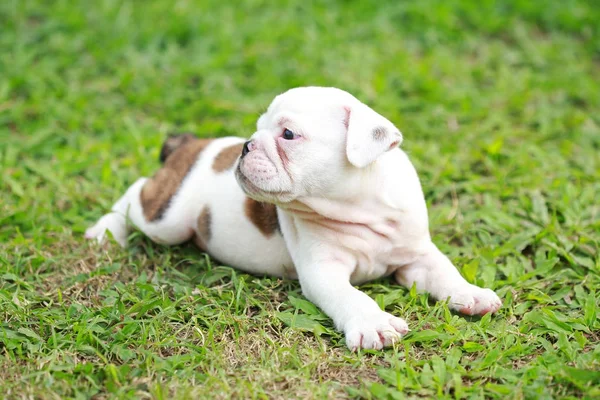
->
<box><xmin>86</xmin><ymin>86</ymin><xmax>502</xmax><ymax>351</ymax></box>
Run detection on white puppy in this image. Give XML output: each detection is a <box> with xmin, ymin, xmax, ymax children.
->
<box><xmin>86</xmin><ymin>87</ymin><xmax>502</xmax><ymax>350</ymax></box>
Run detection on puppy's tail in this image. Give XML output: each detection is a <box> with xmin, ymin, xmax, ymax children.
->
<box><xmin>159</xmin><ymin>133</ymin><xmax>198</xmax><ymax>163</ymax></box>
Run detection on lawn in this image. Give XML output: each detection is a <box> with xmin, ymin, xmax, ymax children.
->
<box><xmin>1</xmin><ymin>0</ymin><xmax>599</xmax><ymax>398</ymax></box>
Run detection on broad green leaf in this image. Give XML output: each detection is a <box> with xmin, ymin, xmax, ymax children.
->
<box><xmin>462</xmin><ymin>342</ymin><xmax>485</xmax><ymax>352</ymax></box>
<box><xmin>275</xmin><ymin>311</ymin><xmax>330</xmax><ymax>336</ymax></box>
<box><xmin>288</xmin><ymin>295</ymin><xmax>322</xmax><ymax>317</ymax></box>
<box><xmin>17</xmin><ymin>327</ymin><xmax>41</xmax><ymax>342</ymax></box>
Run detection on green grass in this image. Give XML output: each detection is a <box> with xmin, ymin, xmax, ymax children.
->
<box><xmin>1</xmin><ymin>0</ymin><xmax>599</xmax><ymax>398</ymax></box>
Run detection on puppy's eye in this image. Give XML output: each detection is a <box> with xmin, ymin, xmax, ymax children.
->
<box><xmin>282</xmin><ymin>128</ymin><xmax>299</xmax><ymax>140</ymax></box>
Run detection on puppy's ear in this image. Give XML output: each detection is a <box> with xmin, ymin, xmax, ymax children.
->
<box><xmin>345</xmin><ymin>102</ymin><xmax>402</xmax><ymax>168</ymax></box>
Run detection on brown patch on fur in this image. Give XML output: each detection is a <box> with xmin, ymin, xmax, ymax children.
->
<box><xmin>193</xmin><ymin>206</ymin><xmax>212</xmax><ymax>251</ymax></box>
<box><xmin>160</xmin><ymin>133</ymin><xmax>198</xmax><ymax>163</ymax></box>
<box><xmin>141</xmin><ymin>138</ymin><xmax>214</xmax><ymax>221</ymax></box>
<box><xmin>372</xmin><ymin>126</ymin><xmax>387</xmax><ymax>141</ymax></box>
<box><xmin>212</xmin><ymin>143</ymin><xmax>244</xmax><ymax>173</ymax></box>
<box><xmin>244</xmin><ymin>198</ymin><xmax>279</xmax><ymax>237</ymax></box>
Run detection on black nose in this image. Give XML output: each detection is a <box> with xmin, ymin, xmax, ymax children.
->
<box><xmin>242</xmin><ymin>140</ymin><xmax>251</xmax><ymax>157</ymax></box>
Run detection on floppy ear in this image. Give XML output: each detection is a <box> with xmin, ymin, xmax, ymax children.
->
<box><xmin>345</xmin><ymin>102</ymin><xmax>403</xmax><ymax>168</ymax></box>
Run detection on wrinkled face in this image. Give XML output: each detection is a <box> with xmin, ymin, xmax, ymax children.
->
<box><xmin>236</xmin><ymin>87</ymin><xmax>402</xmax><ymax>204</ymax></box>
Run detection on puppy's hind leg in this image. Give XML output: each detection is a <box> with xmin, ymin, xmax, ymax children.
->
<box><xmin>87</xmin><ymin>133</ymin><xmax>211</xmax><ymax>247</ymax></box>
<box><xmin>85</xmin><ymin>178</ymin><xmax>148</xmax><ymax>247</ymax></box>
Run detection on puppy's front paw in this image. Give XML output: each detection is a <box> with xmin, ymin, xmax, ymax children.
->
<box><xmin>345</xmin><ymin>312</ymin><xmax>409</xmax><ymax>351</ymax></box>
<box><xmin>447</xmin><ymin>285</ymin><xmax>502</xmax><ymax>316</ymax></box>
<box><xmin>85</xmin><ymin>213</ymin><xmax>128</xmax><ymax>247</ymax></box>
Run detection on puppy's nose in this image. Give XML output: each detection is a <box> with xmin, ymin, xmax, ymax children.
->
<box><xmin>242</xmin><ymin>140</ymin><xmax>254</xmax><ymax>157</ymax></box>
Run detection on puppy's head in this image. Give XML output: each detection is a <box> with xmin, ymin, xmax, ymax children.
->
<box><xmin>236</xmin><ymin>87</ymin><xmax>402</xmax><ymax>203</ymax></box>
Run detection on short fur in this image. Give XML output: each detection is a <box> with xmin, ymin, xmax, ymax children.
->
<box><xmin>159</xmin><ymin>133</ymin><xmax>198</xmax><ymax>163</ymax></box>
<box><xmin>141</xmin><ymin>137</ymin><xmax>213</xmax><ymax>221</ymax></box>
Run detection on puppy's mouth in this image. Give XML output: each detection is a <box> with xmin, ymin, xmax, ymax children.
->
<box><xmin>235</xmin><ymin>166</ymin><xmax>261</xmax><ymax>194</ymax></box>
<box><xmin>235</xmin><ymin>164</ymin><xmax>292</xmax><ymax>203</ymax></box>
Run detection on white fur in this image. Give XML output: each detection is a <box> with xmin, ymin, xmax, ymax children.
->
<box><xmin>87</xmin><ymin>86</ymin><xmax>502</xmax><ymax>350</ymax></box>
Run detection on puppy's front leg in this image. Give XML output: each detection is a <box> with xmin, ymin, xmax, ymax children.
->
<box><xmin>395</xmin><ymin>244</ymin><xmax>502</xmax><ymax>315</ymax></box>
<box><xmin>297</xmin><ymin>260</ymin><xmax>409</xmax><ymax>351</ymax></box>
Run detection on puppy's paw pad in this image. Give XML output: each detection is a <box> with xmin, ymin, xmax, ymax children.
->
<box><xmin>345</xmin><ymin>312</ymin><xmax>408</xmax><ymax>351</ymax></box>
<box><xmin>450</xmin><ymin>286</ymin><xmax>502</xmax><ymax>316</ymax></box>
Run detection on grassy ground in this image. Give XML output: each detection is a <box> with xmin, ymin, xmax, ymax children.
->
<box><xmin>1</xmin><ymin>0</ymin><xmax>599</xmax><ymax>398</ymax></box>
